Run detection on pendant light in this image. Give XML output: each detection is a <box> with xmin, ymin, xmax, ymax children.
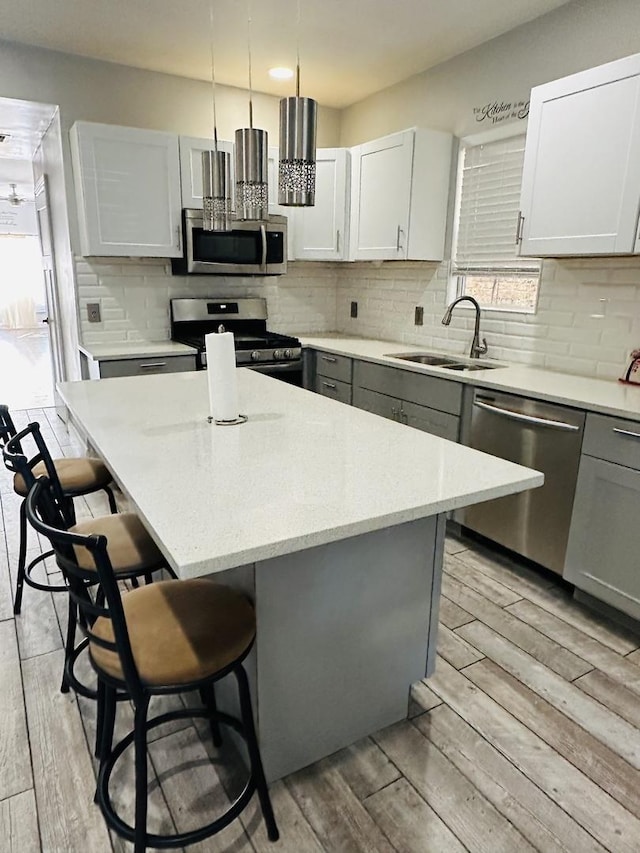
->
<box><xmin>235</xmin><ymin>1</ymin><xmax>268</xmax><ymax>221</ymax></box>
<box><xmin>278</xmin><ymin>0</ymin><xmax>317</xmax><ymax>207</ymax></box>
<box><xmin>202</xmin><ymin>0</ymin><xmax>232</xmax><ymax>231</ymax></box>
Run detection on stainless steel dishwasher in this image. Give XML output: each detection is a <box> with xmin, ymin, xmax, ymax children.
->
<box><xmin>461</xmin><ymin>389</ymin><xmax>585</xmax><ymax>575</ymax></box>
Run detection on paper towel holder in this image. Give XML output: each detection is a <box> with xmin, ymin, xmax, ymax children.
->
<box><xmin>208</xmin><ymin>414</ymin><xmax>248</xmax><ymax>425</ymax></box>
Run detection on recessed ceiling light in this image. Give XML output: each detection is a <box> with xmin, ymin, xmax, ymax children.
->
<box><xmin>269</xmin><ymin>67</ymin><xmax>294</xmax><ymax>80</ymax></box>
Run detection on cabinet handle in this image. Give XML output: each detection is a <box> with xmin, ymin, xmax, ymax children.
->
<box><xmin>176</xmin><ymin>225</ymin><xmax>182</xmax><ymax>251</ymax></box>
<box><xmin>396</xmin><ymin>225</ymin><xmax>404</xmax><ymax>252</ymax></box>
<box><xmin>139</xmin><ymin>362</ymin><xmax>167</xmax><ymax>369</ymax></box>
<box><xmin>613</xmin><ymin>427</ymin><xmax>640</xmax><ymax>440</ymax></box>
<box><xmin>321</xmin><ymin>355</ymin><xmax>337</xmax><ymax>363</ymax></box>
<box><xmin>474</xmin><ymin>398</ymin><xmax>580</xmax><ymax>431</ymax></box>
<box><xmin>336</xmin><ymin>230</ymin><xmax>341</xmax><ymax>253</ymax></box>
<box><xmin>516</xmin><ymin>211</ymin><xmax>524</xmax><ymax>244</ymax></box>
<box><xmin>391</xmin><ymin>406</ymin><xmax>399</xmax><ymax>420</ymax></box>
<box><xmin>322</xmin><ymin>381</ymin><xmax>337</xmax><ymax>391</ymax></box>
<box><xmin>400</xmin><ymin>409</ymin><xmax>408</xmax><ymax>424</ymax></box>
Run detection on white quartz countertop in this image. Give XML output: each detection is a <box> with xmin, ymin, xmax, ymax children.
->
<box><xmin>78</xmin><ymin>341</ymin><xmax>198</xmax><ymax>361</ymax></box>
<box><xmin>302</xmin><ymin>335</ymin><xmax>640</xmax><ymax>423</ymax></box>
<box><xmin>58</xmin><ymin>370</ymin><xmax>542</xmax><ymax>577</ymax></box>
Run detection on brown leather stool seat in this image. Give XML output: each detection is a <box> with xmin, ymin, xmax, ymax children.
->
<box><xmin>71</xmin><ymin>513</ymin><xmax>164</xmax><ymax>575</ymax></box>
<box><xmin>91</xmin><ymin>580</ymin><xmax>256</xmax><ymax>686</ymax></box>
<box><xmin>13</xmin><ymin>456</ymin><xmax>112</xmax><ymax>498</ymax></box>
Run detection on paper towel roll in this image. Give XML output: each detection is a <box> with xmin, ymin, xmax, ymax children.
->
<box><xmin>205</xmin><ymin>331</ymin><xmax>239</xmax><ymax>422</ymax></box>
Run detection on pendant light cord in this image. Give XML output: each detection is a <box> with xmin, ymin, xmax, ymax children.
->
<box><xmin>296</xmin><ymin>0</ymin><xmax>301</xmax><ymax>97</ymax></box>
<box><xmin>247</xmin><ymin>0</ymin><xmax>254</xmax><ymax>128</ymax></box>
<box><xmin>208</xmin><ymin>0</ymin><xmax>218</xmax><ymax>152</ymax></box>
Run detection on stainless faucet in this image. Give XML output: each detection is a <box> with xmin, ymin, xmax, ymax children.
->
<box><xmin>441</xmin><ymin>296</ymin><xmax>488</xmax><ymax>359</ymax></box>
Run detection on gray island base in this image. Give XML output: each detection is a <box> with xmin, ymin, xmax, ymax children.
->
<box><xmin>57</xmin><ymin>369</ymin><xmax>542</xmax><ymax>783</ymax></box>
<box><xmin>216</xmin><ymin>514</ymin><xmax>443</xmax><ymax>781</ymax></box>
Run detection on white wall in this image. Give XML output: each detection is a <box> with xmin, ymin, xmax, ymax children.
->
<box><xmin>340</xmin><ymin>0</ymin><xmax>640</xmax><ymax>144</ymax></box>
<box><xmin>0</xmin><ymin>38</ymin><xmax>341</xmax><ymax>148</ymax></box>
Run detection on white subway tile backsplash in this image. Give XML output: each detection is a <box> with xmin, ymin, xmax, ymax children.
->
<box><xmin>75</xmin><ymin>254</ymin><xmax>640</xmax><ymax>381</ymax></box>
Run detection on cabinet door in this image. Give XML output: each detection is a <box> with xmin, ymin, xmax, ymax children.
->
<box><xmin>179</xmin><ymin>135</ymin><xmax>234</xmax><ymax>209</ymax></box>
<box><xmin>70</xmin><ymin>122</ymin><xmax>182</xmax><ymax>257</ymax></box>
<box><xmin>349</xmin><ymin>131</ymin><xmax>413</xmax><ymax>260</ymax></box>
<box><xmin>564</xmin><ymin>456</ymin><xmax>640</xmax><ymax>619</ymax></box>
<box><xmin>520</xmin><ymin>55</ymin><xmax>640</xmax><ymax>256</ymax></box>
<box><xmin>294</xmin><ymin>149</ymin><xmax>350</xmax><ymax>260</ymax></box>
<box><xmin>352</xmin><ymin>386</ymin><xmax>401</xmax><ymax>421</ymax></box>
<box><xmin>401</xmin><ymin>400</ymin><xmax>459</xmax><ymax>441</ymax></box>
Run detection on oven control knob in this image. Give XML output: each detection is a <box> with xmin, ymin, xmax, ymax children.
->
<box><xmin>251</xmin><ymin>351</ymin><xmax>261</xmax><ymax>362</ymax></box>
<box><xmin>284</xmin><ymin>349</ymin><xmax>293</xmax><ymax>359</ymax></box>
<box><xmin>273</xmin><ymin>349</ymin><xmax>283</xmax><ymax>361</ymax></box>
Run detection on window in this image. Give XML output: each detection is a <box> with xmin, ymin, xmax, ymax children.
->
<box><xmin>451</xmin><ymin>132</ymin><xmax>541</xmax><ymax>313</ymax></box>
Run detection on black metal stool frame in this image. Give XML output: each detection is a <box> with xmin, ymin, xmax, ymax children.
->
<box><xmin>0</xmin><ymin>405</ymin><xmax>118</xmax><ymax>615</ymax></box>
<box><xmin>3</xmin><ymin>430</ymin><xmax>167</xmax><ymax>699</ymax></box>
<box><xmin>26</xmin><ymin>477</ymin><xmax>279</xmax><ymax>853</ymax></box>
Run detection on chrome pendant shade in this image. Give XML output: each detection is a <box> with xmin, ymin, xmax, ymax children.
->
<box><xmin>201</xmin><ymin>0</ymin><xmax>232</xmax><ymax>232</ymax></box>
<box><xmin>278</xmin><ymin>95</ymin><xmax>317</xmax><ymax>206</ymax></box>
<box><xmin>202</xmin><ymin>149</ymin><xmax>232</xmax><ymax>232</ymax></box>
<box><xmin>235</xmin><ymin>127</ymin><xmax>269</xmax><ymax>221</ymax></box>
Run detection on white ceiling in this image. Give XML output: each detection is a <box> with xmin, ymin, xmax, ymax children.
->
<box><xmin>0</xmin><ymin>0</ymin><xmax>575</xmax><ymax>109</ymax></box>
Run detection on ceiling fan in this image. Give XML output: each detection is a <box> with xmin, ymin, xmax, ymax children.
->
<box><xmin>0</xmin><ymin>183</ymin><xmax>27</xmax><ymax>206</ymax></box>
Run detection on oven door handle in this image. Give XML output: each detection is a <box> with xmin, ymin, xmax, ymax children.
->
<box><xmin>246</xmin><ymin>361</ymin><xmax>302</xmax><ymax>374</ymax></box>
<box><xmin>260</xmin><ymin>224</ymin><xmax>268</xmax><ymax>272</ymax></box>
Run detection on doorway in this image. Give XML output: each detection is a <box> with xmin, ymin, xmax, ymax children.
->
<box><xmin>0</xmin><ymin>96</ymin><xmax>60</xmax><ymax>412</ymax></box>
<box><xmin>0</xmin><ymin>231</ymin><xmax>54</xmax><ymax>408</ymax></box>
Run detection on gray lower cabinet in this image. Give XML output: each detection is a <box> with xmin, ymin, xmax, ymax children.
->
<box><xmin>564</xmin><ymin>413</ymin><xmax>640</xmax><ymax>620</ymax></box>
<box><xmin>352</xmin><ymin>360</ymin><xmax>461</xmax><ymax>441</ymax></box>
<box><xmin>82</xmin><ymin>353</ymin><xmax>197</xmax><ymax>379</ymax></box>
<box><xmin>309</xmin><ymin>350</ymin><xmax>353</xmax><ymax>405</ymax></box>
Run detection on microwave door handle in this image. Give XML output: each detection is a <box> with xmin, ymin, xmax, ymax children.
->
<box><xmin>260</xmin><ymin>224</ymin><xmax>267</xmax><ymax>272</ymax></box>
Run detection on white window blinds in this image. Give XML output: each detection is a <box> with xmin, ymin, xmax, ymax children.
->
<box><xmin>454</xmin><ymin>134</ymin><xmax>538</xmax><ymax>272</ymax></box>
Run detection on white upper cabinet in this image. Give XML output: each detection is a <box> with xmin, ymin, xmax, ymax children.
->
<box><xmin>293</xmin><ymin>149</ymin><xmax>350</xmax><ymax>261</ymax></box>
<box><xmin>179</xmin><ymin>135</ymin><xmax>234</xmax><ymax>209</ymax></box>
<box><xmin>519</xmin><ymin>53</ymin><xmax>640</xmax><ymax>256</ymax></box>
<box><xmin>349</xmin><ymin>128</ymin><xmax>452</xmax><ymax>261</ymax></box>
<box><xmin>70</xmin><ymin>122</ymin><xmax>183</xmax><ymax>258</ymax></box>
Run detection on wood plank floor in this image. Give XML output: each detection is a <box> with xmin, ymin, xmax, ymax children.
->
<box><xmin>2</xmin><ymin>408</ymin><xmax>640</xmax><ymax>852</ymax></box>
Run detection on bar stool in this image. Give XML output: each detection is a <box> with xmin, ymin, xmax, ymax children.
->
<box><xmin>26</xmin><ymin>476</ymin><xmax>279</xmax><ymax>853</ymax></box>
<box><xmin>3</xmin><ymin>423</ymin><xmax>171</xmax><ymax>698</ymax></box>
<box><xmin>0</xmin><ymin>404</ymin><xmax>118</xmax><ymax>615</ymax></box>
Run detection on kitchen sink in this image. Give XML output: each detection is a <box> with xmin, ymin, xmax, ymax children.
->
<box><xmin>385</xmin><ymin>352</ymin><xmax>504</xmax><ymax>371</ymax></box>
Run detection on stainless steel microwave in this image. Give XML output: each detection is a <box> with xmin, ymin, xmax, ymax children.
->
<box><xmin>171</xmin><ymin>209</ymin><xmax>287</xmax><ymax>276</ymax></box>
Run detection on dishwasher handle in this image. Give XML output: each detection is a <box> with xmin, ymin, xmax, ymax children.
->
<box><xmin>473</xmin><ymin>398</ymin><xmax>581</xmax><ymax>432</ymax></box>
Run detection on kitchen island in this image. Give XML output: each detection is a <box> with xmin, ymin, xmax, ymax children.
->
<box><xmin>59</xmin><ymin>369</ymin><xmax>542</xmax><ymax>781</ymax></box>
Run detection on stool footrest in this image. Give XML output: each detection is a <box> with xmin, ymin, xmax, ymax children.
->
<box><xmin>24</xmin><ymin>549</ymin><xmax>69</xmax><ymax>594</ymax></box>
<box><xmin>97</xmin><ymin>707</ymin><xmax>258</xmax><ymax>848</ymax></box>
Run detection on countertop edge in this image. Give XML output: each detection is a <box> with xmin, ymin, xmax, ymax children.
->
<box><xmin>79</xmin><ymin>342</ymin><xmax>198</xmax><ymax>361</ymax></box>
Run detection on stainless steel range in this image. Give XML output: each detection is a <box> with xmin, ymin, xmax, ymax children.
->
<box><xmin>170</xmin><ymin>298</ymin><xmax>303</xmax><ymax>385</ymax></box>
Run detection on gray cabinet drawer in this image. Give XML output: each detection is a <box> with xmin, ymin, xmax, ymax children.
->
<box><xmin>352</xmin><ymin>386</ymin><xmax>400</xmax><ymax>421</ymax></box>
<box><xmin>314</xmin><ymin>351</ymin><xmax>352</xmax><ymax>383</ymax></box>
<box><xmin>315</xmin><ymin>375</ymin><xmax>352</xmax><ymax>405</ymax></box>
<box><xmin>354</xmin><ymin>360</ymin><xmax>462</xmax><ymax>415</ymax></box>
<box><xmin>99</xmin><ymin>354</ymin><xmax>197</xmax><ymax>378</ymax></box>
<box><xmin>583</xmin><ymin>413</ymin><xmax>640</xmax><ymax>470</ymax></box>
<box><xmin>402</xmin><ymin>400</ymin><xmax>459</xmax><ymax>441</ymax></box>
